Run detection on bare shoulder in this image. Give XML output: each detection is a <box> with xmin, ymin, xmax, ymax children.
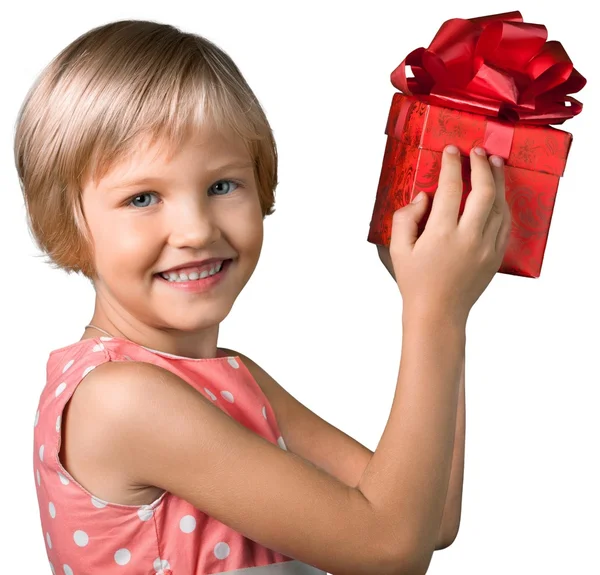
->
<box><xmin>65</xmin><ymin>357</ymin><xmax>415</xmax><ymax>575</ymax></box>
<box><xmin>60</xmin><ymin>361</ymin><xmax>167</xmax><ymax>506</ymax></box>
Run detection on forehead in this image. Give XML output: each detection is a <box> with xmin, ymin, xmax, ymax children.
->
<box><xmin>91</xmin><ymin>123</ymin><xmax>251</xmax><ymax>188</ymax></box>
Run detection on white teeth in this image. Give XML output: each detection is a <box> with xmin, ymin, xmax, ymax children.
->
<box><xmin>160</xmin><ymin>260</ymin><xmax>225</xmax><ymax>282</ymax></box>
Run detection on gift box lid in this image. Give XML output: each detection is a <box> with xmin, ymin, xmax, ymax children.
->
<box><xmin>385</xmin><ymin>92</ymin><xmax>572</xmax><ymax>177</ymax></box>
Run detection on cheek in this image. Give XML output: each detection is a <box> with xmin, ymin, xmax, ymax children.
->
<box><xmin>239</xmin><ymin>212</ymin><xmax>263</xmax><ymax>253</ymax></box>
<box><xmin>221</xmin><ymin>201</ymin><xmax>263</xmax><ymax>250</ymax></box>
<box><xmin>94</xmin><ymin>221</ymin><xmax>159</xmax><ymax>271</ymax></box>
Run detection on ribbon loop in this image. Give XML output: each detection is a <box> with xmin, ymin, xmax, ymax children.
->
<box><xmin>390</xmin><ymin>11</ymin><xmax>586</xmax><ymax>125</ymax></box>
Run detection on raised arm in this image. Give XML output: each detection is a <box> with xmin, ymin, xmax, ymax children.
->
<box><xmin>220</xmin><ymin>345</ymin><xmax>464</xmax><ymax>551</ymax></box>
<box><xmin>436</xmin><ymin>353</ymin><xmax>465</xmax><ymax>549</ymax></box>
<box><xmin>377</xmin><ymin>244</ymin><xmax>466</xmax><ymax>550</ymax></box>
<box><xmin>70</xmin><ymin>312</ymin><xmax>464</xmax><ymax>575</ymax></box>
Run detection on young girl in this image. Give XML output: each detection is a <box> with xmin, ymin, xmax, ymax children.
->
<box><xmin>17</xmin><ymin>19</ymin><xmax>510</xmax><ymax>575</ymax></box>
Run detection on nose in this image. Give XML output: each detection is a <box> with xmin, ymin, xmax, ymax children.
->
<box><xmin>167</xmin><ymin>197</ymin><xmax>221</xmax><ymax>249</ymax></box>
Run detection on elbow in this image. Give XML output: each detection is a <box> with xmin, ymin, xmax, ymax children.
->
<box><xmin>388</xmin><ymin>524</ymin><xmax>460</xmax><ymax>575</ymax></box>
<box><xmin>404</xmin><ymin>549</ymin><xmax>435</xmax><ymax>575</ymax></box>
<box><xmin>362</xmin><ymin>506</ymin><xmax>459</xmax><ymax>574</ymax></box>
<box><xmin>436</xmin><ymin>520</ymin><xmax>461</xmax><ymax>551</ymax></box>
<box><xmin>387</xmin><ymin>554</ymin><xmax>432</xmax><ymax>575</ymax></box>
<box><xmin>381</xmin><ymin>538</ymin><xmax>435</xmax><ymax>575</ymax></box>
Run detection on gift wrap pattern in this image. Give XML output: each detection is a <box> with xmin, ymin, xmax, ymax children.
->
<box><xmin>368</xmin><ymin>92</ymin><xmax>572</xmax><ymax>278</ymax></box>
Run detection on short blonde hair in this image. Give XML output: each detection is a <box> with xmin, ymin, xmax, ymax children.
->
<box><xmin>14</xmin><ymin>20</ymin><xmax>278</xmax><ymax>279</ymax></box>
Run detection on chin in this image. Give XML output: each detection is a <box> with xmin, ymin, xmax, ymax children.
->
<box><xmin>165</xmin><ymin>305</ymin><xmax>234</xmax><ymax>331</ymax></box>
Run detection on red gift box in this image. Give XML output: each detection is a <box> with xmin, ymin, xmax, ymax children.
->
<box><xmin>367</xmin><ymin>11</ymin><xmax>586</xmax><ymax>278</ymax></box>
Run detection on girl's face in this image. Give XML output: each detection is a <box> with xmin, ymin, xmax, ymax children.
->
<box><xmin>80</xmin><ymin>124</ymin><xmax>263</xmax><ymax>353</ymax></box>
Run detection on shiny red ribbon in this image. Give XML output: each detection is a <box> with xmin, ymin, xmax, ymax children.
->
<box><xmin>391</xmin><ymin>11</ymin><xmax>586</xmax><ymax>125</ymax></box>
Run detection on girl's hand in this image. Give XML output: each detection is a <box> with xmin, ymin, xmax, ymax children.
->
<box><xmin>387</xmin><ymin>146</ymin><xmax>511</xmax><ymax>324</ymax></box>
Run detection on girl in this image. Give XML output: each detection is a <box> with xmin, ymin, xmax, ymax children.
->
<box><xmin>16</xmin><ymin>20</ymin><xmax>510</xmax><ymax>575</ymax></box>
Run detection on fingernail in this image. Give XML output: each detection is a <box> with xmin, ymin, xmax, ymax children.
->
<box><xmin>490</xmin><ymin>155</ymin><xmax>504</xmax><ymax>167</ymax></box>
<box><xmin>445</xmin><ymin>145</ymin><xmax>459</xmax><ymax>155</ymax></box>
<box><xmin>473</xmin><ymin>147</ymin><xmax>486</xmax><ymax>156</ymax></box>
<box><xmin>411</xmin><ymin>191</ymin><xmax>425</xmax><ymax>203</ymax></box>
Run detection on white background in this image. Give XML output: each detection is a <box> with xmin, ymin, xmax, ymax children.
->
<box><xmin>1</xmin><ymin>0</ymin><xmax>598</xmax><ymax>573</ymax></box>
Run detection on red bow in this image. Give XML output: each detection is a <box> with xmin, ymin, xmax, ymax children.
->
<box><xmin>391</xmin><ymin>11</ymin><xmax>586</xmax><ymax>125</ymax></box>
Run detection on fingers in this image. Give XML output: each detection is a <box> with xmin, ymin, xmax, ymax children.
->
<box><xmin>410</xmin><ymin>145</ymin><xmax>509</xmax><ymax>259</ymax></box>
<box><xmin>494</xmin><ymin>203</ymin><xmax>512</xmax><ymax>256</ymax></box>
<box><xmin>459</xmin><ymin>148</ymin><xmax>501</xmax><ymax>236</ymax></box>
<box><xmin>482</xmin><ymin>155</ymin><xmax>508</xmax><ymax>247</ymax></box>
<box><xmin>389</xmin><ymin>192</ymin><xmax>430</xmax><ymax>255</ymax></box>
<box><xmin>427</xmin><ymin>145</ymin><xmax>464</xmax><ymax>232</ymax></box>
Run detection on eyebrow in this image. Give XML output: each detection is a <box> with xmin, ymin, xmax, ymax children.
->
<box><xmin>104</xmin><ymin>160</ymin><xmax>254</xmax><ymax>192</ymax></box>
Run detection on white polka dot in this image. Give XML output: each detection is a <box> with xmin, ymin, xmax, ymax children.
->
<box><xmin>36</xmin><ymin>469</ymin><xmax>41</xmax><ymax>486</ymax></box>
<box><xmin>138</xmin><ymin>506</ymin><xmax>154</xmax><ymax>521</ymax></box>
<box><xmin>55</xmin><ymin>382</ymin><xmax>67</xmax><ymax>397</ymax></box>
<box><xmin>114</xmin><ymin>548</ymin><xmax>131</xmax><ymax>565</ymax></box>
<box><xmin>179</xmin><ymin>515</ymin><xmax>196</xmax><ymax>533</ymax></box>
<box><xmin>277</xmin><ymin>436</ymin><xmax>287</xmax><ymax>450</ymax></box>
<box><xmin>91</xmin><ymin>496</ymin><xmax>107</xmax><ymax>508</ymax></box>
<box><xmin>220</xmin><ymin>390</ymin><xmax>234</xmax><ymax>403</ymax></box>
<box><xmin>214</xmin><ymin>541</ymin><xmax>230</xmax><ymax>559</ymax></box>
<box><xmin>63</xmin><ymin>565</ymin><xmax>73</xmax><ymax>575</ymax></box>
<box><xmin>49</xmin><ymin>502</ymin><xmax>56</xmax><ymax>518</ymax></box>
<box><xmin>82</xmin><ymin>365</ymin><xmax>96</xmax><ymax>377</ymax></box>
<box><xmin>49</xmin><ymin>561</ymin><xmax>55</xmax><ymax>574</ymax></box>
<box><xmin>204</xmin><ymin>387</ymin><xmax>217</xmax><ymax>401</ymax></box>
<box><xmin>46</xmin><ymin>532</ymin><xmax>52</xmax><ymax>549</ymax></box>
<box><xmin>74</xmin><ymin>530</ymin><xmax>89</xmax><ymax>547</ymax></box>
<box><xmin>153</xmin><ymin>558</ymin><xmax>171</xmax><ymax>571</ymax></box>
<box><xmin>34</xmin><ymin>410</ymin><xmax>39</xmax><ymax>427</ymax></box>
<box><xmin>262</xmin><ymin>405</ymin><xmax>267</xmax><ymax>419</ymax></box>
<box><xmin>62</xmin><ymin>359</ymin><xmax>74</xmax><ymax>373</ymax></box>
<box><xmin>58</xmin><ymin>471</ymin><xmax>70</xmax><ymax>485</ymax></box>
<box><xmin>100</xmin><ymin>336</ymin><xmax>112</xmax><ymax>341</ymax></box>
<box><xmin>56</xmin><ymin>415</ymin><xmax>62</xmax><ymax>433</ymax></box>
<box><xmin>39</xmin><ymin>444</ymin><xmax>45</xmax><ymax>462</ymax></box>
<box><xmin>227</xmin><ymin>357</ymin><xmax>239</xmax><ymax>369</ymax></box>
<box><xmin>92</xmin><ymin>343</ymin><xmax>104</xmax><ymax>352</ymax></box>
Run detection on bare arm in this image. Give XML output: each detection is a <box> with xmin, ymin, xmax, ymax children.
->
<box><xmin>377</xmin><ymin>243</ymin><xmax>466</xmax><ymax>549</ymax></box>
<box><xmin>225</xmin><ymin>345</ymin><xmax>464</xmax><ymax>551</ymax></box>
<box><xmin>72</xmin><ymin>314</ymin><xmax>464</xmax><ymax>575</ymax></box>
<box><xmin>356</xmin><ymin>310</ymin><xmax>465</xmax><ymax>574</ymax></box>
<box><xmin>436</xmin><ymin>354</ymin><xmax>465</xmax><ymax>548</ymax></box>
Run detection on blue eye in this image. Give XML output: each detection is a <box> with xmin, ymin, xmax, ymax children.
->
<box><xmin>126</xmin><ymin>180</ymin><xmax>240</xmax><ymax>209</ymax></box>
<box><xmin>210</xmin><ymin>180</ymin><xmax>239</xmax><ymax>196</ymax></box>
<box><xmin>129</xmin><ymin>192</ymin><xmax>159</xmax><ymax>208</ymax></box>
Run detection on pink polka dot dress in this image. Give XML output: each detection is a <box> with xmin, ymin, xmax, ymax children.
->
<box><xmin>33</xmin><ymin>336</ymin><xmax>327</xmax><ymax>575</ymax></box>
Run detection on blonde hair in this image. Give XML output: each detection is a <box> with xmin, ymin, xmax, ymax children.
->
<box><xmin>14</xmin><ymin>20</ymin><xmax>278</xmax><ymax>279</ymax></box>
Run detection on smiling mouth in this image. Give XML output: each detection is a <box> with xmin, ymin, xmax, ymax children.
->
<box><xmin>154</xmin><ymin>259</ymin><xmax>233</xmax><ymax>283</ymax></box>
